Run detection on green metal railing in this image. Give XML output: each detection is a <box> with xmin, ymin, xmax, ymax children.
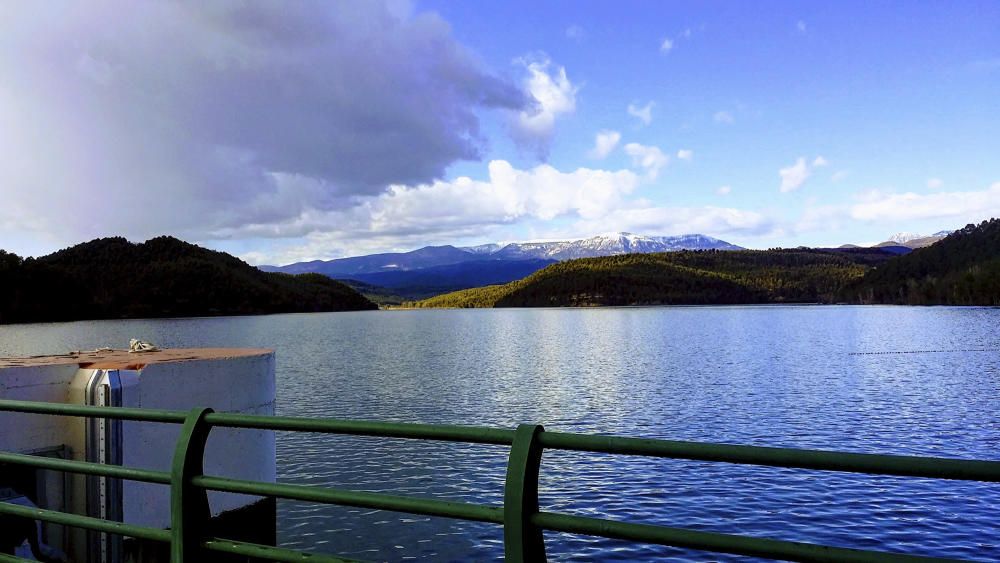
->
<box><xmin>1</xmin><ymin>398</ymin><xmax>998</xmax><ymax>562</ymax></box>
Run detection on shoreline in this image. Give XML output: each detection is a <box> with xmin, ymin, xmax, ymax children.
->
<box><xmin>8</xmin><ymin>302</ymin><xmax>997</xmax><ymax>327</ymax></box>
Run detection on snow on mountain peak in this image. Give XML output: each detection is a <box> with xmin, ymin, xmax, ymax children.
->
<box><xmin>473</xmin><ymin>232</ymin><xmax>743</xmax><ymax>260</ymax></box>
<box><xmin>596</xmin><ymin>231</ymin><xmax>637</xmax><ymax>240</ymax></box>
<box><xmin>888</xmin><ymin>232</ymin><xmax>925</xmax><ymax>243</ymax></box>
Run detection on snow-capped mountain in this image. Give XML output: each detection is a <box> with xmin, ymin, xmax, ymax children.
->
<box><xmin>462</xmin><ymin>243</ymin><xmax>502</xmax><ymax>255</ymax></box>
<box><xmin>873</xmin><ymin>229</ymin><xmax>954</xmax><ymax>249</ymax></box>
<box><xmin>888</xmin><ymin>232</ymin><xmax>925</xmax><ymax>244</ymax></box>
<box><xmin>262</xmin><ymin>232</ymin><xmax>744</xmax><ymax>275</ymax></box>
<box><xmin>474</xmin><ymin>232</ymin><xmax>743</xmax><ymax>261</ymax></box>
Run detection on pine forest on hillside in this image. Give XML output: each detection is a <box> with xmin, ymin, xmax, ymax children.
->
<box><xmin>0</xmin><ymin>236</ymin><xmax>376</xmax><ymax>324</ymax></box>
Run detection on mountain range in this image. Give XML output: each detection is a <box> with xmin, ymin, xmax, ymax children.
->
<box><xmin>410</xmin><ymin>220</ymin><xmax>1000</xmax><ymax>308</ymax></box>
<box><xmin>470</xmin><ymin>233</ymin><xmax>743</xmax><ymax>261</ymax></box>
<box><xmin>261</xmin><ymin>232</ymin><xmax>742</xmax><ymax>275</ymax></box>
<box><xmin>1</xmin><ymin>221</ymin><xmax>989</xmax><ymax>322</ymax></box>
<box><xmin>261</xmin><ymin>228</ymin><xmax>960</xmax><ymax>303</ymax></box>
<box><xmin>260</xmin><ymin>232</ymin><xmax>743</xmax><ymax>301</ymax></box>
<box><xmin>874</xmin><ymin>230</ymin><xmax>953</xmax><ymax>249</ymax></box>
<box><xmin>837</xmin><ymin>231</ymin><xmax>953</xmax><ymax>252</ymax></box>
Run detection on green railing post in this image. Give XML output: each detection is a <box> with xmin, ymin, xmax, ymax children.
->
<box><xmin>504</xmin><ymin>424</ymin><xmax>546</xmax><ymax>562</ymax></box>
<box><xmin>170</xmin><ymin>407</ymin><xmax>214</xmax><ymax>562</ymax></box>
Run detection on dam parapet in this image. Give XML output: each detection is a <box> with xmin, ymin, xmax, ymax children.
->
<box><xmin>0</xmin><ymin>347</ymin><xmax>276</xmax><ymax>562</ymax></box>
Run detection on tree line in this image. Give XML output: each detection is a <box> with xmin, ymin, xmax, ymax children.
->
<box><xmin>841</xmin><ymin>219</ymin><xmax>1000</xmax><ymax>305</ymax></box>
<box><xmin>407</xmin><ymin>248</ymin><xmax>886</xmax><ymax>308</ymax></box>
<box><xmin>410</xmin><ymin>221</ymin><xmax>1000</xmax><ymax>309</ymax></box>
<box><xmin>0</xmin><ymin>236</ymin><xmax>375</xmax><ymax>324</ymax></box>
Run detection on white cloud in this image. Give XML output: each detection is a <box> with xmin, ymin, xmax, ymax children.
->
<box><xmin>231</xmin><ymin>153</ymin><xmax>796</xmax><ymax>263</ymax></box>
<box><xmin>850</xmin><ymin>182</ymin><xmax>1000</xmax><ymax>223</ymax></box>
<box><xmin>512</xmin><ymin>54</ymin><xmax>578</xmax><ymax>157</ymax></box>
<box><xmin>324</xmin><ymin>161</ymin><xmax>636</xmax><ymax>235</ymax></box>
<box><xmin>250</xmin><ymin>175</ymin><xmax>1000</xmax><ymax>265</ymax></box>
<box><xmin>572</xmin><ymin>205</ymin><xmax>776</xmax><ymax>239</ymax></box>
<box><xmin>588</xmin><ymin>130</ymin><xmax>621</xmax><ymax>159</ymax></box>
<box><xmin>713</xmin><ymin>111</ymin><xmax>734</xmax><ymax>124</ymax></box>
<box><xmin>384</xmin><ymin>161</ymin><xmax>639</xmax><ymax>224</ymax></box>
<box><xmin>259</xmin><ymin>195</ymin><xmax>779</xmax><ymax>265</ymax></box>
<box><xmin>797</xmin><ymin>20</ymin><xmax>807</xmax><ymax>33</ymax></box>
<box><xmin>624</xmin><ymin>143</ymin><xmax>669</xmax><ymax>179</ymax></box>
<box><xmin>927</xmin><ymin>177</ymin><xmax>943</xmax><ymax>189</ymax></box>
<box><xmin>831</xmin><ymin>170</ymin><xmax>850</xmax><ymax>182</ymax></box>
<box><xmin>660</xmin><ymin>38</ymin><xmax>674</xmax><ymax>53</ymax></box>
<box><xmin>225</xmin><ymin>155</ymin><xmax>791</xmax><ymax>264</ymax></box>
<box><xmin>779</xmin><ymin>158</ymin><xmax>811</xmax><ymax>193</ymax></box>
<box><xmin>779</xmin><ymin>155</ymin><xmax>827</xmax><ymax>192</ymax></box>
<box><xmin>239</xmin><ymin>160</ymin><xmax>645</xmax><ymax>263</ymax></box>
<box><xmin>794</xmin><ymin>203</ymin><xmax>850</xmax><ymax>235</ymax></box>
<box><xmin>676</xmin><ymin>149</ymin><xmax>693</xmax><ymax>161</ymax></box>
<box><xmin>628</xmin><ymin>101</ymin><xmax>655</xmax><ymax>126</ymax></box>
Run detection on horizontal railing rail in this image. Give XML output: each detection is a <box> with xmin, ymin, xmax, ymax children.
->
<box><xmin>0</xmin><ymin>398</ymin><xmax>997</xmax><ymax>562</ymax></box>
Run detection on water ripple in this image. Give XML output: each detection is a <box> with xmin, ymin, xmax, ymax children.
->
<box><xmin>2</xmin><ymin>306</ymin><xmax>999</xmax><ymax>561</ymax></box>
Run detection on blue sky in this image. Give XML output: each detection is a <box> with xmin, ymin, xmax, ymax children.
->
<box><xmin>1</xmin><ymin>1</ymin><xmax>997</xmax><ymax>264</ymax></box>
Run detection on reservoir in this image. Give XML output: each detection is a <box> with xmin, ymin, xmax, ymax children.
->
<box><xmin>1</xmin><ymin>305</ymin><xmax>998</xmax><ymax>561</ymax></box>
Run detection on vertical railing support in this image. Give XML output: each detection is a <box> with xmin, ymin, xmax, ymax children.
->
<box><xmin>504</xmin><ymin>424</ymin><xmax>546</xmax><ymax>562</ymax></box>
<box><xmin>170</xmin><ymin>407</ymin><xmax>214</xmax><ymax>562</ymax></box>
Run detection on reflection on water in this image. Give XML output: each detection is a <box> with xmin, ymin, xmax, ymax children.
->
<box><xmin>2</xmin><ymin>306</ymin><xmax>999</xmax><ymax>561</ymax></box>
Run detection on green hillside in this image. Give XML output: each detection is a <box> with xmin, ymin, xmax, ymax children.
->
<box><xmin>407</xmin><ymin>248</ymin><xmax>886</xmax><ymax>308</ymax></box>
<box><xmin>842</xmin><ymin>219</ymin><xmax>1000</xmax><ymax>305</ymax></box>
<box><xmin>0</xmin><ymin>236</ymin><xmax>376</xmax><ymax>324</ymax></box>
<box><xmin>338</xmin><ymin>279</ymin><xmax>408</xmax><ymax>306</ymax></box>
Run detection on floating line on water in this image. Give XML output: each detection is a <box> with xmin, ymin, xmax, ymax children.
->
<box><xmin>849</xmin><ymin>348</ymin><xmax>1000</xmax><ymax>355</ymax></box>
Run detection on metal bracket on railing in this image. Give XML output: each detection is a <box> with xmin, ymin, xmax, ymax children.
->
<box><xmin>504</xmin><ymin>424</ymin><xmax>546</xmax><ymax>562</ymax></box>
<box><xmin>170</xmin><ymin>407</ymin><xmax>214</xmax><ymax>563</ymax></box>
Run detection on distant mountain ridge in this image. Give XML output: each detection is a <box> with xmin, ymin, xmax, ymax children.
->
<box><xmin>261</xmin><ymin>232</ymin><xmax>743</xmax><ymax>276</ymax></box>
<box><xmin>259</xmin><ymin>232</ymin><xmax>742</xmax><ymax>301</ymax></box>
<box><xmin>837</xmin><ymin>230</ymin><xmax>953</xmax><ymax>250</ymax></box>
<box><xmin>401</xmin><ymin>220</ymin><xmax>1000</xmax><ymax>309</ymax></box>
<box><xmin>872</xmin><ymin>230</ymin><xmax>954</xmax><ymax>249</ymax></box>
<box><xmin>482</xmin><ymin>233</ymin><xmax>742</xmax><ymax>261</ymax></box>
<box><xmin>344</xmin><ymin>258</ymin><xmax>557</xmax><ymax>300</ymax></box>
<box><xmin>887</xmin><ymin>232</ymin><xmax>926</xmax><ymax>244</ymax></box>
<box><xmin>261</xmin><ymin>245</ymin><xmax>478</xmax><ymax>277</ymax></box>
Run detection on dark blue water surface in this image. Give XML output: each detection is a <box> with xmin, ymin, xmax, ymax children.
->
<box><xmin>2</xmin><ymin>306</ymin><xmax>999</xmax><ymax>561</ymax></box>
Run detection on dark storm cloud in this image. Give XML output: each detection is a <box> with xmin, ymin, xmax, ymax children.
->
<box><xmin>0</xmin><ymin>1</ymin><xmax>529</xmax><ymax>241</ymax></box>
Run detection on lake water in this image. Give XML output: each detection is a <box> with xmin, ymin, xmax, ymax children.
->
<box><xmin>2</xmin><ymin>306</ymin><xmax>999</xmax><ymax>561</ymax></box>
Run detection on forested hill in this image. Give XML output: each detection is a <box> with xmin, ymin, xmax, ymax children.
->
<box><xmin>408</xmin><ymin>248</ymin><xmax>895</xmax><ymax>308</ymax></box>
<box><xmin>841</xmin><ymin>219</ymin><xmax>1000</xmax><ymax>305</ymax></box>
<box><xmin>0</xmin><ymin>236</ymin><xmax>376</xmax><ymax>324</ymax></box>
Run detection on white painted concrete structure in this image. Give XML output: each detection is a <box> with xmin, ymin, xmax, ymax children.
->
<box><xmin>0</xmin><ymin>348</ymin><xmax>276</xmax><ymax>561</ymax></box>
